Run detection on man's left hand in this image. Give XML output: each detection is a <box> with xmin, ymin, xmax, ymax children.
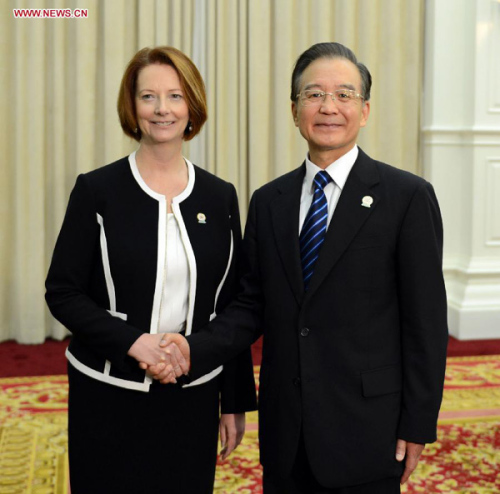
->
<box><xmin>396</xmin><ymin>439</ymin><xmax>425</xmax><ymax>484</ymax></box>
<box><xmin>219</xmin><ymin>413</ymin><xmax>246</xmax><ymax>460</ymax></box>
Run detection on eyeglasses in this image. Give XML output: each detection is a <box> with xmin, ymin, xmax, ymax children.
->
<box><xmin>297</xmin><ymin>89</ymin><xmax>364</xmax><ymax>106</ymax></box>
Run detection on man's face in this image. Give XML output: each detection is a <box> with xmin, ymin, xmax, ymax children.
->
<box><xmin>291</xmin><ymin>57</ymin><xmax>370</xmax><ymax>162</ymax></box>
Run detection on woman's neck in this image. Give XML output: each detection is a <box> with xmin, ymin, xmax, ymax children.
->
<box><xmin>136</xmin><ymin>142</ymin><xmax>184</xmax><ymax>173</ymax></box>
<box><xmin>134</xmin><ymin>142</ymin><xmax>189</xmax><ymax>209</ymax></box>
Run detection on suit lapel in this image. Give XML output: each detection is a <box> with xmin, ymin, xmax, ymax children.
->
<box><xmin>305</xmin><ymin>149</ymin><xmax>381</xmax><ymax>300</ymax></box>
<box><xmin>270</xmin><ymin>164</ymin><xmax>306</xmax><ymax>305</ymax></box>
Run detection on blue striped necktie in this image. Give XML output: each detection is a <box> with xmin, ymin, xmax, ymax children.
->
<box><xmin>300</xmin><ymin>170</ymin><xmax>332</xmax><ymax>290</ymax></box>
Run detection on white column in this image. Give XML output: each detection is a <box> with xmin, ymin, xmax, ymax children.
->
<box><xmin>422</xmin><ymin>0</ymin><xmax>500</xmax><ymax>339</ymax></box>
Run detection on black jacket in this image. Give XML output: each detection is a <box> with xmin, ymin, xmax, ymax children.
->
<box><xmin>187</xmin><ymin>148</ymin><xmax>448</xmax><ymax>486</ymax></box>
<box><xmin>46</xmin><ymin>153</ymin><xmax>256</xmax><ymax>413</ymax></box>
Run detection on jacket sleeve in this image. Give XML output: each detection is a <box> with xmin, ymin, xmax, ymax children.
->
<box><xmin>45</xmin><ymin>174</ymin><xmax>143</xmax><ymax>370</ymax></box>
<box><xmin>187</xmin><ymin>189</ymin><xmax>264</xmax><ymax>382</ymax></box>
<box><xmin>217</xmin><ymin>184</ymin><xmax>257</xmax><ymax>413</ymax></box>
<box><xmin>396</xmin><ymin>181</ymin><xmax>448</xmax><ymax>443</ymax></box>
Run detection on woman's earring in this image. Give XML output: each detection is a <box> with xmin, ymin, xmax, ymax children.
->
<box><xmin>188</xmin><ymin>122</ymin><xmax>193</xmax><ymax>132</ymax></box>
<box><xmin>134</xmin><ymin>127</ymin><xmax>138</xmax><ymax>134</ymax></box>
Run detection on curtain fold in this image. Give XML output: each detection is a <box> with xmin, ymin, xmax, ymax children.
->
<box><xmin>2</xmin><ymin>0</ymin><xmax>424</xmax><ymax>342</ymax></box>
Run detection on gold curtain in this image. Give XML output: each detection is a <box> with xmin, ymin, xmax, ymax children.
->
<box><xmin>1</xmin><ymin>0</ymin><xmax>423</xmax><ymax>342</ymax></box>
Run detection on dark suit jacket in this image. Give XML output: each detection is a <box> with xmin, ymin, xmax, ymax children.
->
<box><xmin>187</xmin><ymin>148</ymin><xmax>448</xmax><ymax>488</ymax></box>
<box><xmin>45</xmin><ymin>156</ymin><xmax>256</xmax><ymax>412</ymax></box>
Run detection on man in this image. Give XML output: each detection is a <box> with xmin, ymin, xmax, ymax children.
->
<box><xmin>150</xmin><ymin>42</ymin><xmax>448</xmax><ymax>493</ymax></box>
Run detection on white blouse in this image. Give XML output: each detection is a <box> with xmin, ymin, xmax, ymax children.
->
<box><xmin>158</xmin><ymin>212</ymin><xmax>189</xmax><ymax>334</ymax></box>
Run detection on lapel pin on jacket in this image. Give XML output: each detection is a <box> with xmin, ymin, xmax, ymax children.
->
<box><xmin>361</xmin><ymin>196</ymin><xmax>373</xmax><ymax>208</ymax></box>
<box><xmin>197</xmin><ymin>213</ymin><xmax>207</xmax><ymax>224</ymax></box>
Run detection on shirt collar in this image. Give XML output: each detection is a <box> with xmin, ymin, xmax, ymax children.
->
<box><xmin>304</xmin><ymin>145</ymin><xmax>359</xmax><ymax>192</ymax></box>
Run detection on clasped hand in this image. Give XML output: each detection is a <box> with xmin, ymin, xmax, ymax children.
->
<box><xmin>127</xmin><ymin>333</ymin><xmax>190</xmax><ymax>383</ymax></box>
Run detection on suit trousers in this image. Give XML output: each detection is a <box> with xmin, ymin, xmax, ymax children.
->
<box><xmin>263</xmin><ymin>431</ymin><xmax>401</xmax><ymax>494</ymax></box>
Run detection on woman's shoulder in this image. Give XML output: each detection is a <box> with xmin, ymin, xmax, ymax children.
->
<box><xmin>76</xmin><ymin>156</ymin><xmax>135</xmax><ymax>194</ymax></box>
<box><xmin>71</xmin><ymin>156</ymin><xmax>135</xmax><ymax>204</ymax></box>
<box><xmin>190</xmin><ymin>162</ymin><xmax>236</xmax><ymax>194</ymax></box>
<box><xmin>83</xmin><ymin>156</ymin><xmax>131</xmax><ymax>182</ymax></box>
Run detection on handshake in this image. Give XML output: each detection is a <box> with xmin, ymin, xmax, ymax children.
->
<box><xmin>128</xmin><ymin>332</ymin><xmax>191</xmax><ymax>384</ymax></box>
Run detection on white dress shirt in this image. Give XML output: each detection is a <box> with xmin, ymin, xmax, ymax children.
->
<box><xmin>158</xmin><ymin>212</ymin><xmax>190</xmax><ymax>334</ymax></box>
<box><xmin>299</xmin><ymin>145</ymin><xmax>359</xmax><ymax>234</ymax></box>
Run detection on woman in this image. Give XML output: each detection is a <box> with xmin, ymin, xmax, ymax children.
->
<box><xmin>45</xmin><ymin>46</ymin><xmax>256</xmax><ymax>494</ymax></box>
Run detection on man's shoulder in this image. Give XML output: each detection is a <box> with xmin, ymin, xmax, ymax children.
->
<box><xmin>358</xmin><ymin>150</ymin><xmax>430</xmax><ymax>191</ymax></box>
<box><xmin>376</xmin><ymin>161</ymin><xmax>426</xmax><ymax>185</ymax></box>
<box><xmin>254</xmin><ymin>165</ymin><xmax>305</xmax><ymax>197</ymax></box>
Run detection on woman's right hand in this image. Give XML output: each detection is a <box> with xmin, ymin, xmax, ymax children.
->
<box><xmin>128</xmin><ymin>333</ymin><xmax>189</xmax><ymax>383</ymax></box>
<box><xmin>146</xmin><ymin>334</ymin><xmax>191</xmax><ymax>383</ymax></box>
<box><xmin>127</xmin><ymin>333</ymin><xmax>176</xmax><ymax>379</ymax></box>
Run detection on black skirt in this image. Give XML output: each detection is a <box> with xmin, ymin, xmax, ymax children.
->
<box><xmin>67</xmin><ymin>363</ymin><xmax>220</xmax><ymax>494</ymax></box>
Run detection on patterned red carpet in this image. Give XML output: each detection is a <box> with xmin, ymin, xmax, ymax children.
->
<box><xmin>1</xmin><ymin>336</ymin><xmax>500</xmax><ymax>377</ymax></box>
<box><xmin>403</xmin><ymin>356</ymin><xmax>500</xmax><ymax>493</ymax></box>
<box><xmin>0</xmin><ymin>357</ymin><xmax>499</xmax><ymax>493</ymax></box>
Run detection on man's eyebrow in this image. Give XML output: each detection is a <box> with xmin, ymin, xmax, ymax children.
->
<box><xmin>303</xmin><ymin>83</ymin><xmax>322</xmax><ymax>91</ymax></box>
<box><xmin>339</xmin><ymin>83</ymin><xmax>356</xmax><ymax>91</ymax></box>
<box><xmin>302</xmin><ymin>83</ymin><xmax>357</xmax><ymax>91</ymax></box>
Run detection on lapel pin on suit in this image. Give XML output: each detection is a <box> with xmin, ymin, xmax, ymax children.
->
<box><xmin>361</xmin><ymin>196</ymin><xmax>373</xmax><ymax>208</ymax></box>
<box><xmin>197</xmin><ymin>213</ymin><xmax>206</xmax><ymax>224</ymax></box>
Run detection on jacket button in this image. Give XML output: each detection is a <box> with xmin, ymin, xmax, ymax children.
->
<box><xmin>300</xmin><ymin>327</ymin><xmax>310</xmax><ymax>337</ymax></box>
<box><xmin>293</xmin><ymin>377</ymin><xmax>301</xmax><ymax>387</ymax></box>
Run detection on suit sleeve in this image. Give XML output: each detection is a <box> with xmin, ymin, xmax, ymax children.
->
<box><xmin>396</xmin><ymin>181</ymin><xmax>448</xmax><ymax>443</ymax></box>
<box><xmin>218</xmin><ymin>185</ymin><xmax>257</xmax><ymax>413</ymax></box>
<box><xmin>187</xmin><ymin>190</ymin><xmax>264</xmax><ymax>382</ymax></box>
<box><xmin>45</xmin><ymin>174</ymin><xmax>143</xmax><ymax>370</ymax></box>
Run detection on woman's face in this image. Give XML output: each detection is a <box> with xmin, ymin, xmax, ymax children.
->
<box><xmin>135</xmin><ymin>63</ymin><xmax>190</xmax><ymax>147</ymax></box>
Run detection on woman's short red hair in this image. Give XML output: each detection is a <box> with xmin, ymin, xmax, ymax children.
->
<box><xmin>117</xmin><ymin>46</ymin><xmax>207</xmax><ymax>142</ymax></box>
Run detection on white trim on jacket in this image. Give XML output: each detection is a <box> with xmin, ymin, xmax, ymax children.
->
<box><xmin>67</xmin><ymin>152</ymin><xmax>234</xmax><ymax>391</ymax></box>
